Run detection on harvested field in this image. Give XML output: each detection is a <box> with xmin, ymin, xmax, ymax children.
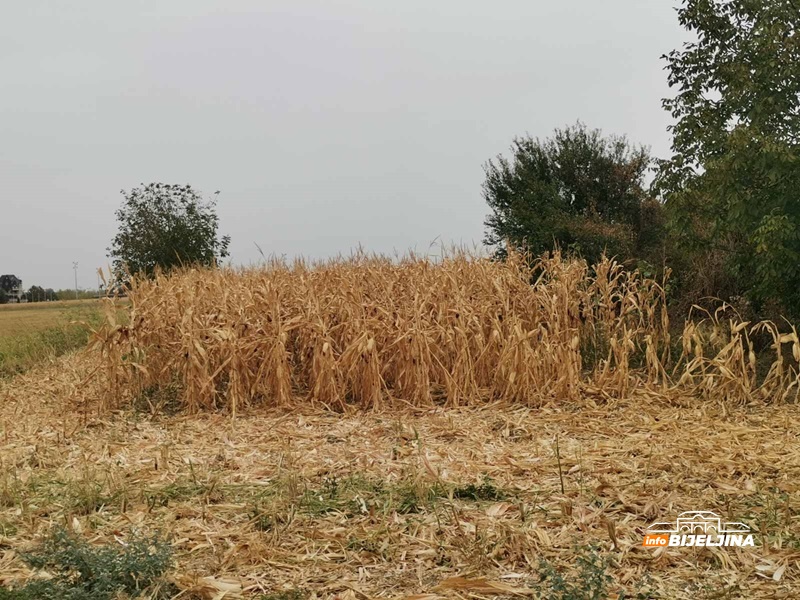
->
<box><xmin>1</xmin><ymin>354</ymin><xmax>799</xmax><ymax>598</ymax></box>
<box><xmin>3</xmin><ymin>253</ymin><xmax>800</xmax><ymax>598</ymax></box>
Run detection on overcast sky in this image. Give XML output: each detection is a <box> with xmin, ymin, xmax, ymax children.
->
<box><xmin>2</xmin><ymin>1</ymin><xmax>686</xmax><ymax>290</ymax></box>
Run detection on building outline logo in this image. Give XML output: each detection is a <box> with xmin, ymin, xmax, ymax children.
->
<box><xmin>643</xmin><ymin>510</ymin><xmax>755</xmax><ymax>548</ymax></box>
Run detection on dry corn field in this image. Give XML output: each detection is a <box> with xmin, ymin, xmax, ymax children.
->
<box><xmin>1</xmin><ymin>252</ymin><xmax>800</xmax><ymax>599</ymax></box>
<box><xmin>91</xmin><ymin>251</ymin><xmax>800</xmax><ymax>413</ymax></box>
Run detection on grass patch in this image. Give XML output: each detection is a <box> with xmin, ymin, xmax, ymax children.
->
<box><xmin>0</xmin><ymin>527</ymin><xmax>173</xmax><ymax>600</ymax></box>
<box><xmin>245</xmin><ymin>474</ymin><xmax>506</xmax><ymax>525</ymax></box>
<box><xmin>0</xmin><ymin>519</ymin><xmax>17</xmax><ymax>537</ymax></box>
<box><xmin>66</xmin><ymin>479</ymin><xmax>120</xmax><ymax>516</ymax></box>
<box><xmin>257</xmin><ymin>591</ymin><xmax>307</xmax><ymax>600</ymax></box>
<box><xmin>732</xmin><ymin>488</ymin><xmax>796</xmax><ymax>549</ymax></box>
<box><xmin>295</xmin><ymin>475</ymin><xmax>453</xmax><ymax>517</ymax></box>
<box><xmin>144</xmin><ymin>478</ymin><xmax>224</xmax><ymax>509</ymax></box>
<box><xmin>535</xmin><ymin>546</ymin><xmax>655</xmax><ymax>599</ymax></box>
<box><xmin>0</xmin><ymin>472</ymin><xmax>120</xmax><ymax>517</ymax></box>
<box><xmin>0</xmin><ymin>303</ymin><xmax>105</xmax><ymax>377</ymax></box>
<box><xmin>453</xmin><ymin>475</ymin><xmax>505</xmax><ymax>501</ymax></box>
<box><xmin>535</xmin><ymin>546</ymin><xmax>612</xmax><ymax>600</ymax></box>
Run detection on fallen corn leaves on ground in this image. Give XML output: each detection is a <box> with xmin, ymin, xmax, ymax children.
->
<box><xmin>1</xmin><ymin>354</ymin><xmax>799</xmax><ymax>598</ymax></box>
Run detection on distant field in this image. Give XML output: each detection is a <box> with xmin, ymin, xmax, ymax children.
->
<box><xmin>0</xmin><ymin>299</ymin><xmax>102</xmax><ymax>337</ymax></box>
<box><xmin>0</xmin><ymin>299</ymin><xmax>114</xmax><ymax>377</ymax></box>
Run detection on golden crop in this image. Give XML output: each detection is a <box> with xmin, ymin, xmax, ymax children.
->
<box><xmin>91</xmin><ymin>250</ymin><xmax>800</xmax><ymax>413</ymax></box>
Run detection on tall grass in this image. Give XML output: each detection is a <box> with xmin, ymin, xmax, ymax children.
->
<box><xmin>90</xmin><ymin>250</ymin><xmax>800</xmax><ymax>413</ymax></box>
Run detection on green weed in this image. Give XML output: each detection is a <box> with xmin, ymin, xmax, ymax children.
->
<box><xmin>256</xmin><ymin>591</ymin><xmax>306</xmax><ymax>600</ymax></box>
<box><xmin>452</xmin><ymin>475</ymin><xmax>505</xmax><ymax>501</ymax></box>
<box><xmin>0</xmin><ymin>528</ymin><xmax>173</xmax><ymax>600</ymax></box>
<box><xmin>534</xmin><ymin>546</ymin><xmax>656</xmax><ymax>600</ymax></box>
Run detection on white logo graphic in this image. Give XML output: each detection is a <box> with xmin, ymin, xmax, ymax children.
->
<box><xmin>643</xmin><ymin>511</ymin><xmax>755</xmax><ymax>547</ymax></box>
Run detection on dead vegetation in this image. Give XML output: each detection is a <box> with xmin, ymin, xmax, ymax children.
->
<box><xmin>3</xmin><ymin>252</ymin><xmax>800</xmax><ymax>598</ymax></box>
<box><xmin>91</xmin><ymin>250</ymin><xmax>800</xmax><ymax>414</ymax></box>
<box><xmin>0</xmin><ymin>354</ymin><xmax>799</xmax><ymax>598</ymax></box>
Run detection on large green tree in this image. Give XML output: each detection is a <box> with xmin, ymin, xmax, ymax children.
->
<box><xmin>483</xmin><ymin>123</ymin><xmax>665</xmax><ymax>265</ymax></box>
<box><xmin>658</xmin><ymin>0</ymin><xmax>800</xmax><ymax>312</ymax></box>
<box><xmin>109</xmin><ymin>183</ymin><xmax>230</xmax><ymax>278</ymax></box>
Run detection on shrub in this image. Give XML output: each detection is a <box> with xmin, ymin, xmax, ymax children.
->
<box><xmin>534</xmin><ymin>546</ymin><xmax>654</xmax><ymax>599</ymax></box>
<box><xmin>482</xmin><ymin>122</ymin><xmax>664</xmax><ymax>267</ymax></box>
<box><xmin>535</xmin><ymin>546</ymin><xmax>612</xmax><ymax>600</ymax></box>
<box><xmin>0</xmin><ymin>528</ymin><xmax>173</xmax><ymax>600</ymax></box>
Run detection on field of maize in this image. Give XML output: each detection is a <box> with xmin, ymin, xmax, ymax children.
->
<box><xmin>2</xmin><ymin>251</ymin><xmax>800</xmax><ymax>598</ymax></box>
<box><xmin>92</xmin><ymin>250</ymin><xmax>800</xmax><ymax>413</ymax></box>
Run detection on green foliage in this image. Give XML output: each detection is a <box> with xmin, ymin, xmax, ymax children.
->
<box><xmin>56</xmin><ymin>289</ymin><xmax>99</xmax><ymax>300</ymax></box>
<box><xmin>0</xmin><ymin>528</ymin><xmax>173</xmax><ymax>600</ymax></box>
<box><xmin>535</xmin><ymin>546</ymin><xmax>655</xmax><ymax>600</ymax></box>
<box><xmin>0</xmin><ymin>289</ymin><xmax>7</xmax><ymax>305</ymax></box>
<box><xmin>21</xmin><ymin>286</ymin><xmax>56</xmax><ymax>302</ymax></box>
<box><xmin>452</xmin><ymin>475</ymin><xmax>505</xmax><ymax>501</ymax></box>
<box><xmin>658</xmin><ymin>0</ymin><xmax>800</xmax><ymax>315</ymax></box>
<box><xmin>535</xmin><ymin>547</ymin><xmax>610</xmax><ymax>600</ymax></box>
<box><xmin>54</xmin><ymin>289</ymin><xmax>98</xmax><ymax>301</ymax></box>
<box><xmin>109</xmin><ymin>183</ymin><xmax>230</xmax><ymax>278</ymax></box>
<box><xmin>241</xmin><ymin>474</ymin><xmax>497</xmax><ymax>524</ymax></box>
<box><xmin>390</xmin><ymin>479</ymin><xmax>448</xmax><ymax>514</ymax></box>
<box><xmin>257</xmin><ymin>591</ymin><xmax>306</xmax><ymax>600</ymax></box>
<box><xmin>483</xmin><ymin>122</ymin><xmax>665</xmax><ymax>266</ymax></box>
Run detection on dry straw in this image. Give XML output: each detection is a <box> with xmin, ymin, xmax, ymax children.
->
<box><xmin>90</xmin><ymin>249</ymin><xmax>800</xmax><ymax>413</ymax></box>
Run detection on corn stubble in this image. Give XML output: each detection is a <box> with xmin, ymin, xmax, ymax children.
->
<box><xmin>91</xmin><ymin>250</ymin><xmax>800</xmax><ymax>413</ymax></box>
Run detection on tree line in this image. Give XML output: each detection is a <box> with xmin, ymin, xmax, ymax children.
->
<box><xmin>0</xmin><ymin>287</ymin><xmax>99</xmax><ymax>304</ymax></box>
<box><xmin>484</xmin><ymin>0</ymin><xmax>800</xmax><ymax>319</ymax></box>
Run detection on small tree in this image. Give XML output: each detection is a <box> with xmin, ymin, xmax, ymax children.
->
<box><xmin>483</xmin><ymin>122</ymin><xmax>665</xmax><ymax>265</ymax></box>
<box><xmin>109</xmin><ymin>183</ymin><xmax>230</xmax><ymax>278</ymax></box>
<box><xmin>0</xmin><ymin>289</ymin><xmax>7</xmax><ymax>305</ymax></box>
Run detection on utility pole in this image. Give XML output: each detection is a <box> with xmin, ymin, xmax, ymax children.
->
<box><xmin>73</xmin><ymin>262</ymin><xmax>79</xmax><ymax>300</ymax></box>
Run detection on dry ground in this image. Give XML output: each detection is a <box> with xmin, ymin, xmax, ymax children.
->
<box><xmin>1</xmin><ymin>354</ymin><xmax>799</xmax><ymax>599</ymax></box>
